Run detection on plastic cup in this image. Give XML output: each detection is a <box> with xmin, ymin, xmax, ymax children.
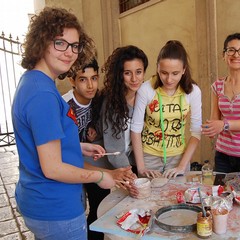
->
<box><xmin>212</xmin><ymin>208</ymin><xmax>229</xmax><ymax>234</ymax></box>
<box><xmin>134</xmin><ymin>178</ymin><xmax>151</xmax><ymax>199</ymax></box>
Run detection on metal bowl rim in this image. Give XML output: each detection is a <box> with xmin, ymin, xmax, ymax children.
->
<box><xmin>155</xmin><ymin>204</ymin><xmax>202</xmax><ymax>233</ymax></box>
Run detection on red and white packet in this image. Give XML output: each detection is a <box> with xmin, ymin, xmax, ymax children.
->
<box><xmin>212</xmin><ymin>185</ymin><xmax>224</xmax><ymax>196</ymax></box>
<box><xmin>184</xmin><ymin>187</ymin><xmax>208</xmax><ymax>203</ymax></box>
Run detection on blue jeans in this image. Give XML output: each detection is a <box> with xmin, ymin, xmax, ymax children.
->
<box><xmin>23</xmin><ymin>213</ymin><xmax>87</xmax><ymax>240</ymax></box>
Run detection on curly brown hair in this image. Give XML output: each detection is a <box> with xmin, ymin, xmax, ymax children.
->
<box><xmin>21</xmin><ymin>7</ymin><xmax>96</xmax><ymax>71</ymax></box>
<box><xmin>100</xmin><ymin>45</ymin><xmax>148</xmax><ymax>138</ymax></box>
<box><xmin>154</xmin><ymin>40</ymin><xmax>196</xmax><ymax>94</ymax></box>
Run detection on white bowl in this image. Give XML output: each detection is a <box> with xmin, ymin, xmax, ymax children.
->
<box><xmin>134</xmin><ymin>178</ymin><xmax>150</xmax><ymax>188</ymax></box>
<box><xmin>151</xmin><ymin>177</ymin><xmax>169</xmax><ymax>188</ymax></box>
<box><xmin>134</xmin><ymin>178</ymin><xmax>151</xmax><ymax>199</ymax></box>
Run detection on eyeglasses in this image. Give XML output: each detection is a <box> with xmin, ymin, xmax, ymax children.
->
<box><xmin>224</xmin><ymin>48</ymin><xmax>240</xmax><ymax>56</ymax></box>
<box><xmin>53</xmin><ymin>39</ymin><xmax>83</xmax><ymax>54</ymax></box>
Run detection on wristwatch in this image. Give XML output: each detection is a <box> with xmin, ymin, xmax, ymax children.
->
<box><xmin>223</xmin><ymin>119</ymin><xmax>230</xmax><ymax>131</ymax></box>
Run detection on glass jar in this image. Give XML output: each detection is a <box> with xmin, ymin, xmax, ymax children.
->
<box><xmin>201</xmin><ymin>160</ymin><xmax>213</xmax><ymax>185</ymax></box>
<box><xmin>197</xmin><ymin>211</ymin><xmax>212</xmax><ymax>238</ymax></box>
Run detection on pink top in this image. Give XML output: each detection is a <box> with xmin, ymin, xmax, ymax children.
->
<box><xmin>212</xmin><ymin>78</ymin><xmax>240</xmax><ymax>157</ymax></box>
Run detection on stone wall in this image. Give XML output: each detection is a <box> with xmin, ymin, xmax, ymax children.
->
<box><xmin>42</xmin><ymin>0</ymin><xmax>240</xmax><ymax>164</ymax></box>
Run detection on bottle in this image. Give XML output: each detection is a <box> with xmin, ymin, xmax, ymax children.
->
<box><xmin>197</xmin><ymin>211</ymin><xmax>212</xmax><ymax>238</ymax></box>
<box><xmin>201</xmin><ymin>160</ymin><xmax>213</xmax><ymax>185</ymax></box>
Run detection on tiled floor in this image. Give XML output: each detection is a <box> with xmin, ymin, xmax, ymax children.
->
<box><xmin>0</xmin><ymin>145</ymin><xmax>34</xmax><ymax>240</ymax></box>
<box><xmin>0</xmin><ymin>146</ymin><xmax>116</xmax><ymax>240</ymax></box>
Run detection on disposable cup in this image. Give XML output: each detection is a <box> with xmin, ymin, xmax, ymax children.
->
<box><xmin>212</xmin><ymin>208</ymin><xmax>229</xmax><ymax>234</ymax></box>
<box><xmin>134</xmin><ymin>178</ymin><xmax>151</xmax><ymax>199</ymax></box>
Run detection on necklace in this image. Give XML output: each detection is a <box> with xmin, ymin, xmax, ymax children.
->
<box><xmin>227</xmin><ymin>77</ymin><xmax>240</xmax><ymax>99</ymax></box>
<box><xmin>231</xmin><ymin>84</ymin><xmax>240</xmax><ymax>97</ymax></box>
<box><xmin>168</xmin><ymin>96</ymin><xmax>176</xmax><ymax>104</ymax></box>
<box><xmin>126</xmin><ymin>92</ymin><xmax>136</xmax><ymax>107</ymax></box>
<box><xmin>157</xmin><ymin>92</ymin><xmax>185</xmax><ymax>172</ymax></box>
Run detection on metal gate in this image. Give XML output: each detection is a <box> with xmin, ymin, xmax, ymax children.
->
<box><xmin>0</xmin><ymin>32</ymin><xmax>22</xmax><ymax>146</ymax></box>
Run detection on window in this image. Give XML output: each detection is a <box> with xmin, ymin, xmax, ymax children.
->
<box><xmin>119</xmin><ymin>0</ymin><xmax>150</xmax><ymax>13</ymax></box>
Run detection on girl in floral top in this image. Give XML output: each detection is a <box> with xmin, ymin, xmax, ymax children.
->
<box><xmin>131</xmin><ymin>40</ymin><xmax>202</xmax><ymax>179</ymax></box>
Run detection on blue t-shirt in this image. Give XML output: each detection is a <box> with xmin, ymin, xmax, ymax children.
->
<box><xmin>12</xmin><ymin>70</ymin><xmax>84</xmax><ymax>220</ymax></box>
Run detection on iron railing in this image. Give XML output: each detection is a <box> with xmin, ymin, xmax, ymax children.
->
<box><xmin>0</xmin><ymin>31</ymin><xmax>22</xmax><ymax>146</ymax></box>
<box><xmin>119</xmin><ymin>0</ymin><xmax>150</xmax><ymax>13</ymax></box>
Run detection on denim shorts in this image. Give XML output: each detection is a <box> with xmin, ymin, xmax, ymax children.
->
<box><xmin>23</xmin><ymin>213</ymin><xmax>87</xmax><ymax>240</ymax></box>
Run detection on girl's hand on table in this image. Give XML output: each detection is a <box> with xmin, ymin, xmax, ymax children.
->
<box><xmin>139</xmin><ymin>169</ymin><xmax>162</xmax><ymax>178</ymax></box>
<box><xmin>163</xmin><ymin>166</ymin><xmax>184</xmax><ymax>179</ymax></box>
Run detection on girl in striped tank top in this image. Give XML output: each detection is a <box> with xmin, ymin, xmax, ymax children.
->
<box><xmin>202</xmin><ymin>33</ymin><xmax>240</xmax><ymax>173</ymax></box>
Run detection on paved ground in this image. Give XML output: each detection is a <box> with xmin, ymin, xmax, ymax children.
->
<box><xmin>0</xmin><ymin>145</ymin><xmax>34</xmax><ymax>240</ymax></box>
<box><xmin>0</xmin><ymin>145</ymin><xmax>112</xmax><ymax>240</ymax></box>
